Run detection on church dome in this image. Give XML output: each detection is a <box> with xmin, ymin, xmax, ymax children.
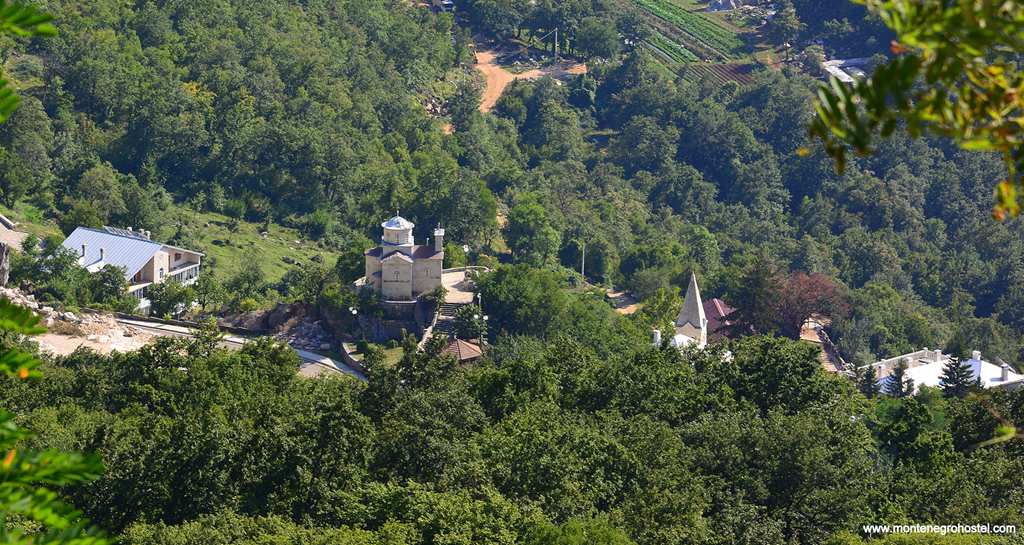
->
<box><xmin>382</xmin><ymin>215</ymin><xmax>414</xmax><ymax>230</ymax></box>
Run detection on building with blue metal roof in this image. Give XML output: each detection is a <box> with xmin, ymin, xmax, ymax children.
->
<box><xmin>62</xmin><ymin>226</ymin><xmax>203</xmax><ymax>311</ymax></box>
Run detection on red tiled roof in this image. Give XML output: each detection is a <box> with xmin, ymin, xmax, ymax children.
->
<box><xmin>441</xmin><ymin>338</ymin><xmax>483</xmax><ymax>362</ymax></box>
<box><xmin>365</xmin><ymin>246</ymin><xmax>442</xmax><ymax>260</ymax></box>
<box><xmin>704</xmin><ymin>297</ymin><xmax>735</xmax><ymax>340</ymax></box>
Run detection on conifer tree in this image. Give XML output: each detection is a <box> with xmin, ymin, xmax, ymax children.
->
<box><xmin>939</xmin><ymin>355</ymin><xmax>977</xmax><ymax>399</ymax></box>
<box><xmin>858</xmin><ymin>364</ymin><xmax>880</xmax><ymax>399</ymax></box>
<box><xmin>886</xmin><ymin>358</ymin><xmax>914</xmax><ymax>398</ymax></box>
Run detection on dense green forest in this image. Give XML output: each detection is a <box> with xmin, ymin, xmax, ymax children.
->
<box><xmin>3</xmin><ymin>321</ymin><xmax>1023</xmax><ymax>544</ymax></box>
<box><xmin>2</xmin><ymin>0</ymin><xmax>1024</xmax><ymax>543</ymax></box>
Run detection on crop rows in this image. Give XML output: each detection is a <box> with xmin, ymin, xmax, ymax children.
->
<box><xmin>681</xmin><ymin>62</ymin><xmax>756</xmax><ymax>86</ymax></box>
<box><xmin>633</xmin><ymin>0</ymin><xmax>743</xmax><ymax>58</ymax></box>
<box><xmin>646</xmin><ymin>31</ymin><xmax>700</xmax><ymax>63</ymax></box>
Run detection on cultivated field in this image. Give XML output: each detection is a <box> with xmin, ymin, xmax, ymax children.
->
<box><xmin>633</xmin><ymin>0</ymin><xmax>762</xmax><ymax>85</ymax></box>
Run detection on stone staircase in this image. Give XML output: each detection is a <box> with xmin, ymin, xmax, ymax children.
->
<box><xmin>439</xmin><ymin>302</ymin><xmax>467</xmax><ymax>318</ymax></box>
<box><xmin>432</xmin><ymin>302</ymin><xmax>469</xmax><ymax>337</ymax></box>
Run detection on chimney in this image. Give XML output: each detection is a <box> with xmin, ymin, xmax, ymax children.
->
<box><xmin>127</xmin><ymin>226</ymin><xmax>133</xmax><ymax>232</ymax></box>
<box><xmin>652</xmin><ymin>329</ymin><xmax>662</xmax><ymax>347</ymax></box>
<box><xmin>433</xmin><ymin>225</ymin><xmax>445</xmax><ymax>253</ymax></box>
<box><xmin>1001</xmin><ymin>363</ymin><xmax>1011</xmax><ymax>382</ymax></box>
<box><xmin>972</xmin><ymin>350</ymin><xmax>982</xmax><ymax>361</ymax></box>
<box><xmin>143</xmin><ymin>230</ymin><xmax>151</xmax><ymax>240</ymax></box>
<box><xmin>99</xmin><ymin>247</ymin><xmax>105</xmax><ymax>262</ymax></box>
<box><xmin>80</xmin><ymin>243</ymin><xmax>87</xmax><ymax>257</ymax></box>
<box><xmin>934</xmin><ymin>349</ymin><xmax>943</xmax><ymax>363</ymax></box>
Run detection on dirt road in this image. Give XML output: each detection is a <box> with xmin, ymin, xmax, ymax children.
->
<box><xmin>475</xmin><ymin>49</ymin><xmax>587</xmax><ymax>112</ymax></box>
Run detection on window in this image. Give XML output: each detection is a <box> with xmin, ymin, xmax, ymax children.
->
<box><xmin>159</xmin><ymin>267</ymin><xmax>165</xmax><ymax>279</ymax></box>
<box><xmin>393</xmin><ymin>270</ymin><xmax>400</xmax><ymax>281</ymax></box>
<box><xmin>174</xmin><ymin>252</ymin><xmax>182</xmax><ymax>261</ymax></box>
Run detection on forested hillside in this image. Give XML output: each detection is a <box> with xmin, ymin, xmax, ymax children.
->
<box><xmin>2</xmin><ymin>0</ymin><xmax>1024</xmax><ymax>543</ymax></box>
<box><xmin>2</xmin><ymin>0</ymin><xmax>492</xmax><ymax>245</ymax></box>
<box><xmin>1</xmin><ymin>0</ymin><xmax>1021</xmax><ymax>365</ymax></box>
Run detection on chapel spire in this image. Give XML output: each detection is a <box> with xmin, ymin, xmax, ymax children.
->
<box><xmin>675</xmin><ymin>272</ymin><xmax>708</xmax><ymax>348</ymax></box>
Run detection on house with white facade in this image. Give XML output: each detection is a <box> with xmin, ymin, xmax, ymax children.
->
<box><xmin>62</xmin><ymin>226</ymin><xmax>203</xmax><ymax>311</ymax></box>
<box><xmin>865</xmin><ymin>348</ymin><xmax>1024</xmax><ymax>394</ymax></box>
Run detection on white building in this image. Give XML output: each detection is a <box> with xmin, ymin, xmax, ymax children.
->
<box><xmin>652</xmin><ymin>273</ymin><xmax>734</xmax><ymax>350</ymax></box>
<box><xmin>363</xmin><ymin>215</ymin><xmax>444</xmax><ymax>301</ymax></box>
<box><xmin>865</xmin><ymin>348</ymin><xmax>1024</xmax><ymax>394</ymax></box>
<box><xmin>62</xmin><ymin>226</ymin><xmax>203</xmax><ymax>311</ymax></box>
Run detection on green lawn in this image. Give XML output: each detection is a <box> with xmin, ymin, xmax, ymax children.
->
<box><xmin>178</xmin><ymin>209</ymin><xmax>334</xmax><ymax>282</ymax></box>
<box><xmin>0</xmin><ymin>202</ymin><xmax>62</xmax><ymax>240</ymax></box>
<box><xmin>383</xmin><ymin>347</ymin><xmax>404</xmax><ymax>365</ymax></box>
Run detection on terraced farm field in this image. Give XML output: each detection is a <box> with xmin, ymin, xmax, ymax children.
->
<box><xmin>634</xmin><ymin>0</ymin><xmax>746</xmax><ymax>60</ymax></box>
<box><xmin>630</xmin><ymin>0</ymin><xmax>760</xmax><ymax>85</ymax></box>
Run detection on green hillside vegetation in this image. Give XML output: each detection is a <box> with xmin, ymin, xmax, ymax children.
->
<box><xmin>174</xmin><ymin>210</ymin><xmax>333</xmax><ymax>282</ymax></box>
<box><xmin>0</xmin><ymin>202</ymin><xmax>62</xmax><ymax>239</ymax></box>
<box><xmin>0</xmin><ymin>0</ymin><xmax>1017</xmax><ymax>364</ymax></box>
<box><xmin>2</xmin><ymin>0</ymin><xmax>1024</xmax><ymax>543</ymax></box>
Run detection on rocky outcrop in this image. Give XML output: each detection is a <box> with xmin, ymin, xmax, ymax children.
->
<box><xmin>0</xmin><ymin>242</ymin><xmax>9</xmax><ymax>287</ymax></box>
<box><xmin>222</xmin><ymin>302</ymin><xmax>337</xmax><ymax>352</ymax></box>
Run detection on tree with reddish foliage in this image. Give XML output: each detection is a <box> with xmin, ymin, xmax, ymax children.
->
<box><xmin>774</xmin><ymin>272</ymin><xmax>849</xmax><ymax>340</ymax></box>
<box><xmin>725</xmin><ymin>262</ymin><xmax>848</xmax><ymax>340</ymax></box>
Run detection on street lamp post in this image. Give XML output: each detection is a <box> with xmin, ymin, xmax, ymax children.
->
<box><xmin>473</xmin><ymin>313</ymin><xmax>489</xmax><ymax>347</ymax></box>
<box><xmin>349</xmin><ymin>306</ymin><xmax>363</xmax><ymax>342</ymax></box>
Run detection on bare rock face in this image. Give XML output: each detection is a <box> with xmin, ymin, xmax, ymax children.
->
<box><xmin>265</xmin><ymin>303</ymin><xmax>301</xmax><ymax>331</ymax></box>
<box><xmin>0</xmin><ymin>242</ymin><xmax>9</xmax><ymax>287</ymax></box>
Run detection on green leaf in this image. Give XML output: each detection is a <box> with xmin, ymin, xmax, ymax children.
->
<box><xmin>0</xmin><ymin>297</ymin><xmax>44</xmax><ymax>335</ymax></box>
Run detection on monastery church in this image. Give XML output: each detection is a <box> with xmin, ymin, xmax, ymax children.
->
<box><xmin>653</xmin><ymin>273</ymin><xmax>735</xmax><ymax>350</ymax></box>
<box><xmin>364</xmin><ymin>214</ymin><xmax>444</xmax><ymax>301</ymax></box>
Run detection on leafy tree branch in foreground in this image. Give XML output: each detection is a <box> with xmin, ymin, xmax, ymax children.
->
<box><xmin>809</xmin><ymin>0</ymin><xmax>1024</xmax><ymax>218</ymax></box>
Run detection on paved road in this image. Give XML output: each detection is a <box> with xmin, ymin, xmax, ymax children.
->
<box><xmin>442</xmin><ymin>270</ymin><xmax>476</xmax><ymax>304</ymax></box>
<box><xmin>115</xmin><ymin>318</ymin><xmax>367</xmax><ymax>381</ymax></box>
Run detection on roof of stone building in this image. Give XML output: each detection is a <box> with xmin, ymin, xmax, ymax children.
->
<box><xmin>381</xmin><ymin>252</ymin><xmax>413</xmax><ymax>263</ymax></box>
<box><xmin>412</xmin><ymin>245</ymin><xmax>443</xmax><ymax>259</ymax></box>
<box><xmin>366</xmin><ymin>246</ymin><xmax>443</xmax><ymax>260</ymax></box>
<box><xmin>382</xmin><ymin>215</ymin><xmax>414</xmax><ymax>230</ymax></box>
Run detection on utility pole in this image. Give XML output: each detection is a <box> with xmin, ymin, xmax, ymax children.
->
<box><xmin>539</xmin><ymin>27</ymin><xmax>559</xmax><ymax>60</ymax></box>
<box><xmin>580</xmin><ymin>240</ymin><xmax>585</xmax><ymax>279</ymax></box>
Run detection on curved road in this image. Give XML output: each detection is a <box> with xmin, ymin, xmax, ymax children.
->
<box><xmin>115</xmin><ymin>317</ymin><xmax>367</xmax><ymax>381</ymax></box>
